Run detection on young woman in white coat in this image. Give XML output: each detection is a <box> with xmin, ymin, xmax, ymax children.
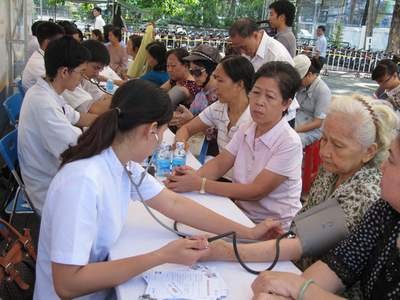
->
<box><xmin>34</xmin><ymin>79</ymin><xmax>281</xmax><ymax>300</ymax></box>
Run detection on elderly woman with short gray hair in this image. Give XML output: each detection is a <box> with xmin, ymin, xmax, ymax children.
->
<box><xmin>203</xmin><ymin>94</ymin><xmax>397</xmax><ymax>275</ymax></box>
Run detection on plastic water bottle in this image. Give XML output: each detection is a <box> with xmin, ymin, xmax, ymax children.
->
<box><xmin>156</xmin><ymin>142</ymin><xmax>171</xmax><ymax>178</ymax></box>
<box><xmin>105</xmin><ymin>79</ymin><xmax>114</xmax><ymax>93</ymax></box>
<box><xmin>172</xmin><ymin>142</ymin><xmax>186</xmax><ymax>169</ymax></box>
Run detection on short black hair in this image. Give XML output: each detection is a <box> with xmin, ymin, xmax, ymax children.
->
<box><xmin>146</xmin><ymin>41</ymin><xmax>167</xmax><ymax>71</ymax></box>
<box><xmin>93</xmin><ymin>7</ymin><xmax>102</xmax><ymax>14</ymax></box>
<box><xmin>103</xmin><ymin>24</ymin><xmax>114</xmax><ymax>43</ymax></box>
<box><xmin>36</xmin><ymin>21</ymin><xmax>65</xmax><ymax>46</ymax></box>
<box><xmin>269</xmin><ymin>0</ymin><xmax>296</xmax><ymax>27</ymax></box>
<box><xmin>57</xmin><ymin>20</ymin><xmax>78</xmax><ymax>36</ymax></box>
<box><xmin>31</xmin><ymin>20</ymin><xmax>45</xmax><ymax>36</ymax></box>
<box><xmin>219</xmin><ymin>55</ymin><xmax>255</xmax><ymax>93</ymax></box>
<box><xmin>254</xmin><ymin>61</ymin><xmax>301</xmax><ymax>103</ymax></box>
<box><xmin>109</xmin><ymin>26</ymin><xmax>122</xmax><ymax>42</ymax></box>
<box><xmin>372</xmin><ymin>59</ymin><xmax>399</xmax><ymax>80</ymax></box>
<box><xmin>317</xmin><ymin>25</ymin><xmax>326</xmax><ymax>32</ymax></box>
<box><xmin>77</xmin><ymin>29</ymin><xmax>84</xmax><ymax>42</ymax></box>
<box><xmin>129</xmin><ymin>35</ymin><xmax>143</xmax><ymax>51</ymax></box>
<box><xmin>44</xmin><ymin>36</ymin><xmax>91</xmax><ymax>80</ymax></box>
<box><xmin>82</xmin><ymin>40</ymin><xmax>110</xmax><ymax>65</ymax></box>
<box><xmin>166</xmin><ymin>48</ymin><xmax>190</xmax><ymax>66</ymax></box>
<box><xmin>308</xmin><ymin>57</ymin><xmax>323</xmax><ymax>74</ymax></box>
<box><xmin>229</xmin><ymin>18</ymin><xmax>259</xmax><ymax>38</ymax></box>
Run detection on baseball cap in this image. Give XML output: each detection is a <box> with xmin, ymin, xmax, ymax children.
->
<box><xmin>183</xmin><ymin>44</ymin><xmax>222</xmax><ymax>64</ymax></box>
<box><xmin>294</xmin><ymin>54</ymin><xmax>311</xmax><ymax>79</ymax></box>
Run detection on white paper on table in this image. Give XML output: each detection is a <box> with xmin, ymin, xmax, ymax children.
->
<box><xmin>142</xmin><ymin>264</ymin><xmax>228</xmax><ymax>300</ymax></box>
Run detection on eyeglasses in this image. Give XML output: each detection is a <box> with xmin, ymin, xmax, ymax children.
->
<box><xmin>189</xmin><ymin>67</ymin><xmax>206</xmax><ymax>77</ymax></box>
<box><xmin>69</xmin><ymin>68</ymin><xmax>86</xmax><ymax>76</ymax></box>
<box><xmin>89</xmin><ymin>63</ymin><xmax>105</xmax><ymax>72</ymax></box>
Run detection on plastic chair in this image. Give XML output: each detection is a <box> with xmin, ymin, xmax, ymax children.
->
<box><xmin>302</xmin><ymin>140</ymin><xmax>321</xmax><ymax>194</ymax></box>
<box><xmin>3</xmin><ymin>92</ymin><xmax>23</xmax><ymax>126</ymax></box>
<box><xmin>0</xmin><ymin>129</ymin><xmax>36</xmax><ymax>224</ymax></box>
<box><xmin>17</xmin><ymin>80</ymin><xmax>25</xmax><ymax>97</ymax></box>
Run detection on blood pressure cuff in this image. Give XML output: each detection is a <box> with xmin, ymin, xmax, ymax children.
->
<box><xmin>168</xmin><ymin>86</ymin><xmax>188</xmax><ymax>110</ymax></box>
<box><xmin>291</xmin><ymin>199</ymin><xmax>349</xmax><ymax>257</ymax></box>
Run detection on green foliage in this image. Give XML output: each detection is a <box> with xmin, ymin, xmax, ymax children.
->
<box><xmin>330</xmin><ymin>22</ymin><xmax>344</xmax><ymax>48</ymax></box>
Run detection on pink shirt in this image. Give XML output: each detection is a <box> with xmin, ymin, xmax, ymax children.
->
<box><xmin>225</xmin><ymin>118</ymin><xmax>303</xmax><ymax>229</ymax></box>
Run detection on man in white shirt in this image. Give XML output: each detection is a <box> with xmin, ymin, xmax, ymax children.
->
<box><xmin>22</xmin><ymin>21</ymin><xmax>64</xmax><ymax>90</ymax></box>
<box><xmin>18</xmin><ymin>36</ymin><xmax>94</xmax><ymax>214</ymax></box>
<box><xmin>93</xmin><ymin>7</ymin><xmax>106</xmax><ymax>32</ymax></box>
<box><xmin>228</xmin><ymin>18</ymin><xmax>298</xmax><ymax>126</ymax></box>
<box><xmin>27</xmin><ymin>20</ymin><xmax>44</xmax><ymax>59</ymax></box>
<box><xmin>62</xmin><ymin>40</ymin><xmax>112</xmax><ymax>114</ymax></box>
<box><xmin>21</xmin><ymin>21</ymin><xmax>98</xmax><ymax>123</ymax></box>
<box><xmin>315</xmin><ymin>25</ymin><xmax>327</xmax><ymax>67</ymax></box>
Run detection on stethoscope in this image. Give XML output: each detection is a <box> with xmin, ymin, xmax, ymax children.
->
<box><xmin>123</xmin><ymin>132</ymin><xmax>292</xmax><ymax>275</ymax></box>
<box><xmin>82</xmin><ymin>75</ymin><xmax>114</xmax><ymax>96</ymax></box>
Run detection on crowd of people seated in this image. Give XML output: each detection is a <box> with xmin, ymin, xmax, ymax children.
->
<box><xmin>11</xmin><ymin>1</ymin><xmax>400</xmax><ymax>298</ymax></box>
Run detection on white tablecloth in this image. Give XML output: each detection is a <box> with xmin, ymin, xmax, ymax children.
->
<box><xmin>109</xmin><ymin>129</ymin><xmax>301</xmax><ymax>299</ymax></box>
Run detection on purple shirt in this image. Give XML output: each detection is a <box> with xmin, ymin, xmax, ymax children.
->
<box><xmin>225</xmin><ymin>118</ymin><xmax>303</xmax><ymax>229</ymax></box>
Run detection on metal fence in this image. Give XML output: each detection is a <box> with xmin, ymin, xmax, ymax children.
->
<box><xmin>131</xmin><ymin>33</ymin><xmax>393</xmax><ymax>76</ymax></box>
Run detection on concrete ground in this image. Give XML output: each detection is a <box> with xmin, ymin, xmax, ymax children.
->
<box><xmin>321</xmin><ymin>70</ymin><xmax>379</xmax><ymax>97</ymax></box>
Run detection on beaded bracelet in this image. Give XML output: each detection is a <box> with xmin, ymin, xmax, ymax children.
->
<box><xmin>297</xmin><ymin>279</ymin><xmax>315</xmax><ymax>300</ymax></box>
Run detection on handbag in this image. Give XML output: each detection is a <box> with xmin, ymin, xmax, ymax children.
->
<box><xmin>0</xmin><ymin>218</ymin><xmax>36</xmax><ymax>300</ymax></box>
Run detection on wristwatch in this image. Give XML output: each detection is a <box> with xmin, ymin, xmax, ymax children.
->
<box><xmin>199</xmin><ymin>177</ymin><xmax>206</xmax><ymax>194</ymax></box>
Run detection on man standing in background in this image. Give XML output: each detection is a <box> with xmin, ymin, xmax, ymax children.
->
<box><xmin>268</xmin><ymin>0</ymin><xmax>297</xmax><ymax>57</ymax></box>
<box><xmin>93</xmin><ymin>7</ymin><xmax>106</xmax><ymax>32</ymax></box>
<box><xmin>314</xmin><ymin>25</ymin><xmax>327</xmax><ymax>67</ymax></box>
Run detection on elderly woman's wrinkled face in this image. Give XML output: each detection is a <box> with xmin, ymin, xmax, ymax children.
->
<box><xmin>319</xmin><ymin>112</ymin><xmax>375</xmax><ymax>178</ymax></box>
<box><xmin>381</xmin><ymin>138</ymin><xmax>400</xmax><ymax>213</ymax></box>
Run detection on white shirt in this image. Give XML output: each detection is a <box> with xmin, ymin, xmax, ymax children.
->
<box><xmin>94</xmin><ymin>15</ymin><xmax>106</xmax><ymax>31</ymax></box>
<box><xmin>243</xmin><ymin>31</ymin><xmax>298</xmax><ymax>122</ymax></box>
<box><xmin>27</xmin><ymin>36</ymin><xmax>40</xmax><ymax>59</ymax></box>
<box><xmin>18</xmin><ymin>78</ymin><xmax>82</xmax><ymax>214</ymax></box>
<box><xmin>243</xmin><ymin>31</ymin><xmax>294</xmax><ymax>72</ymax></box>
<box><xmin>22</xmin><ymin>49</ymin><xmax>45</xmax><ymax>90</ymax></box>
<box><xmin>315</xmin><ymin>35</ymin><xmax>327</xmax><ymax>58</ymax></box>
<box><xmin>62</xmin><ymin>84</ymin><xmax>95</xmax><ymax>113</ymax></box>
<box><xmin>100</xmin><ymin>65</ymin><xmax>123</xmax><ymax>81</ymax></box>
<box><xmin>199</xmin><ymin>101</ymin><xmax>252</xmax><ymax>152</ymax></box>
<box><xmin>81</xmin><ymin>78</ymin><xmax>106</xmax><ymax>101</ymax></box>
<box><xmin>34</xmin><ymin>147</ymin><xmax>164</xmax><ymax>300</ymax></box>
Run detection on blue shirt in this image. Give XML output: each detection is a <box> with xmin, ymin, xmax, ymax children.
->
<box><xmin>140</xmin><ymin>70</ymin><xmax>169</xmax><ymax>86</ymax></box>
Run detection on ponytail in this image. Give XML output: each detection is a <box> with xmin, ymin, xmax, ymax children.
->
<box><xmin>60</xmin><ymin>109</ymin><xmax>119</xmax><ymax>167</ymax></box>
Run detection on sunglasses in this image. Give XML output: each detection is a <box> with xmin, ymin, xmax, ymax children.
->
<box><xmin>189</xmin><ymin>67</ymin><xmax>206</xmax><ymax>77</ymax></box>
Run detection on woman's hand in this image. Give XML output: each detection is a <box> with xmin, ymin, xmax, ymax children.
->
<box><xmin>164</xmin><ymin>166</ymin><xmax>202</xmax><ymax>193</ymax></box>
<box><xmin>252</xmin><ymin>271</ymin><xmax>305</xmax><ymax>299</ymax></box>
<box><xmin>158</xmin><ymin>236</ymin><xmax>210</xmax><ymax>266</ymax></box>
<box><xmin>253</xmin><ymin>292</ymin><xmax>293</xmax><ymax>300</ymax></box>
<box><xmin>250</xmin><ymin>219</ymin><xmax>284</xmax><ymax>241</ymax></box>
<box><xmin>200</xmin><ymin>239</ymin><xmax>233</xmax><ymax>261</ymax></box>
<box><xmin>170</xmin><ymin>105</ymin><xmax>194</xmax><ymax>127</ymax></box>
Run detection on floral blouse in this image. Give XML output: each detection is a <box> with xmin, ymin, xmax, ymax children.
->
<box><xmin>301</xmin><ymin>164</ymin><xmax>381</xmax><ymax>232</ymax></box>
<box><xmin>295</xmin><ymin>164</ymin><xmax>381</xmax><ymax>279</ymax></box>
<box><xmin>322</xmin><ymin>199</ymin><xmax>400</xmax><ymax>300</ymax></box>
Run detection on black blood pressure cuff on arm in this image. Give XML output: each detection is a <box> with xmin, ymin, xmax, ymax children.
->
<box><xmin>291</xmin><ymin>199</ymin><xmax>349</xmax><ymax>257</ymax></box>
<box><xmin>168</xmin><ymin>86</ymin><xmax>188</xmax><ymax>110</ymax></box>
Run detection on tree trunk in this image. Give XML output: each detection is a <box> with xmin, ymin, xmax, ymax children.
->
<box><xmin>387</xmin><ymin>0</ymin><xmax>400</xmax><ymax>54</ymax></box>
<box><xmin>349</xmin><ymin>0</ymin><xmax>357</xmax><ymax>24</ymax></box>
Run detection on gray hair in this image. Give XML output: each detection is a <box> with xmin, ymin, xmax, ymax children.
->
<box><xmin>327</xmin><ymin>94</ymin><xmax>398</xmax><ymax>165</ymax></box>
